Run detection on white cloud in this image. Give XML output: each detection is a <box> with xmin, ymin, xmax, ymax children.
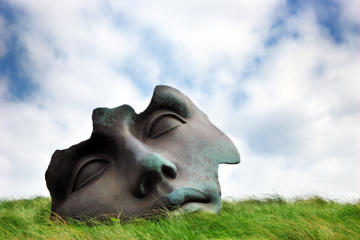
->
<box><xmin>106</xmin><ymin>0</ymin><xmax>284</xmax><ymax>79</ymax></box>
<box><xmin>0</xmin><ymin>0</ymin><xmax>359</xmax><ymax>202</ymax></box>
<box><xmin>219</xmin><ymin>10</ymin><xmax>360</xmax><ymax>201</ymax></box>
<box><xmin>337</xmin><ymin>0</ymin><xmax>360</xmax><ymax>25</ymax></box>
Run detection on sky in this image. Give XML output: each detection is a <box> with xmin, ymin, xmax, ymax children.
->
<box><xmin>0</xmin><ymin>0</ymin><xmax>359</xmax><ymax>201</ymax></box>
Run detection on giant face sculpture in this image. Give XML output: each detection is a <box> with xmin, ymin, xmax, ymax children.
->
<box><xmin>46</xmin><ymin>85</ymin><xmax>240</xmax><ymax>221</ymax></box>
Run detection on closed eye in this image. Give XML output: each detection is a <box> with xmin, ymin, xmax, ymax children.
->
<box><xmin>72</xmin><ymin>159</ymin><xmax>110</xmax><ymax>192</ymax></box>
<box><xmin>148</xmin><ymin>114</ymin><xmax>185</xmax><ymax>139</ymax></box>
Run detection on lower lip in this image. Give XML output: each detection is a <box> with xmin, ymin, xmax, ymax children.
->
<box><xmin>171</xmin><ymin>202</ymin><xmax>213</xmax><ymax>214</ymax></box>
<box><xmin>151</xmin><ymin>187</ymin><xmax>211</xmax><ymax>211</ymax></box>
<box><xmin>167</xmin><ymin>187</ymin><xmax>210</xmax><ymax>204</ymax></box>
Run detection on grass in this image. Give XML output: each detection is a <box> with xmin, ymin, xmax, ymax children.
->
<box><xmin>0</xmin><ymin>196</ymin><xmax>359</xmax><ymax>239</ymax></box>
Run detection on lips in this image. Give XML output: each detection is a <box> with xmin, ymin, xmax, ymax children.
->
<box><xmin>152</xmin><ymin>187</ymin><xmax>211</xmax><ymax>211</ymax></box>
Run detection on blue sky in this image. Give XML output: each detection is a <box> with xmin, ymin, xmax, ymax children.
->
<box><xmin>0</xmin><ymin>0</ymin><xmax>359</xmax><ymax>200</ymax></box>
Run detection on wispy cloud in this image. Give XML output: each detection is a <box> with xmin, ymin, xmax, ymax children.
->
<box><xmin>0</xmin><ymin>0</ymin><xmax>359</xmax><ymax>200</ymax></box>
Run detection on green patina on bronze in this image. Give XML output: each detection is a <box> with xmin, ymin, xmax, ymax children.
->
<box><xmin>146</xmin><ymin>86</ymin><xmax>191</xmax><ymax>118</ymax></box>
<box><xmin>93</xmin><ymin>105</ymin><xmax>135</xmax><ymax>128</ymax></box>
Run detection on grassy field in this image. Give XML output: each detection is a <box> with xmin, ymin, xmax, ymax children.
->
<box><xmin>0</xmin><ymin>196</ymin><xmax>359</xmax><ymax>239</ymax></box>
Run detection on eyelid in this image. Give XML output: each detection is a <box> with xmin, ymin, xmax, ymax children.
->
<box><xmin>71</xmin><ymin>155</ymin><xmax>111</xmax><ymax>192</ymax></box>
<box><xmin>146</xmin><ymin>113</ymin><xmax>186</xmax><ymax>138</ymax></box>
<box><xmin>142</xmin><ymin>111</ymin><xmax>186</xmax><ymax>141</ymax></box>
<box><xmin>73</xmin><ymin>155</ymin><xmax>110</xmax><ymax>177</ymax></box>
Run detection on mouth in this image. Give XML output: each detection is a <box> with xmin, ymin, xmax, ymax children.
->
<box><xmin>151</xmin><ymin>187</ymin><xmax>211</xmax><ymax>211</ymax></box>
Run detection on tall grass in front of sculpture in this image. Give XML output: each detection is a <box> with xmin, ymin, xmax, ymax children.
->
<box><xmin>1</xmin><ymin>196</ymin><xmax>359</xmax><ymax>240</ymax></box>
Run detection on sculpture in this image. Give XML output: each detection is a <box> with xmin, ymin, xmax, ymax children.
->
<box><xmin>45</xmin><ymin>85</ymin><xmax>240</xmax><ymax>221</ymax></box>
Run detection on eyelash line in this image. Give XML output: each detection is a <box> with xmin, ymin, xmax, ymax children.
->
<box><xmin>71</xmin><ymin>156</ymin><xmax>111</xmax><ymax>192</ymax></box>
<box><xmin>145</xmin><ymin>113</ymin><xmax>186</xmax><ymax>139</ymax></box>
<box><xmin>72</xmin><ymin>163</ymin><xmax>110</xmax><ymax>192</ymax></box>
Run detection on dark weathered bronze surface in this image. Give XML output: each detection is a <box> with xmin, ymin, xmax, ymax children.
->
<box><xmin>45</xmin><ymin>85</ymin><xmax>240</xmax><ymax>221</ymax></box>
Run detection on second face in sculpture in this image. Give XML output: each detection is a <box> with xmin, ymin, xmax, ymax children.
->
<box><xmin>45</xmin><ymin>85</ymin><xmax>240</xmax><ymax>220</ymax></box>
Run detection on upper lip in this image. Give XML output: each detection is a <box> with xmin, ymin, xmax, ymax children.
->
<box><xmin>151</xmin><ymin>187</ymin><xmax>211</xmax><ymax>210</ymax></box>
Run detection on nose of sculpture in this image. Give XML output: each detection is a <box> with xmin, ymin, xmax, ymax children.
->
<box><xmin>132</xmin><ymin>154</ymin><xmax>177</xmax><ymax>198</ymax></box>
<box><xmin>123</xmin><ymin>136</ymin><xmax>177</xmax><ymax>198</ymax></box>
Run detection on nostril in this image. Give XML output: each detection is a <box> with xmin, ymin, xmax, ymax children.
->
<box><xmin>133</xmin><ymin>172</ymin><xmax>159</xmax><ymax>198</ymax></box>
<box><xmin>162</xmin><ymin>165</ymin><xmax>177</xmax><ymax>179</ymax></box>
<box><xmin>132</xmin><ymin>154</ymin><xmax>177</xmax><ymax>198</ymax></box>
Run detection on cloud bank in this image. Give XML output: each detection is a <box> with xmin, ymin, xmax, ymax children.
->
<box><xmin>0</xmin><ymin>0</ymin><xmax>359</xmax><ymax>201</ymax></box>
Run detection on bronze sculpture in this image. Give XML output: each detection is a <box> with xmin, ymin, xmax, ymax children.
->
<box><xmin>45</xmin><ymin>85</ymin><xmax>240</xmax><ymax>221</ymax></box>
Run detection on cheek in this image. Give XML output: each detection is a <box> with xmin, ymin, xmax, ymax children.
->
<box><xmin>149</xmin><ymin>121</ymin><xmax>220</xmax><ymax>167</ymax></box>
<box><xmin>151</xmin><ymin>124</ymin><xmax>219</xmax><ymax>179</ymax></box>
<box><xmin>57</xmin><ymin>168</ymin><xmax>129</xmax><ymax>217</ymax></box>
